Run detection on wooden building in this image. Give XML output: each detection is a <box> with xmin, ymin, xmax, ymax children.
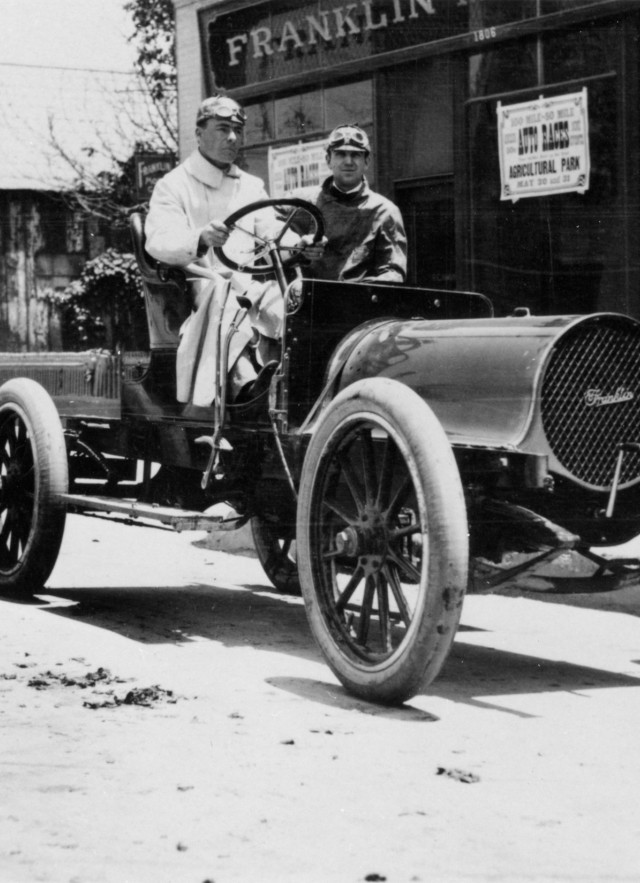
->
<box><xmin>0</xmin><ymin>63</ymin><xmax>153</xmax><ymax>351</ymax></box>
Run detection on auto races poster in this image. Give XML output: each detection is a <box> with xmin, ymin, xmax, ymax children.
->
<box><xmin>269</xmin><ymin>139</ymin><xmax>329</xmax><ymax>197</ymax></box>
<box><xmin>497</xmin><ymin>88</ymin><xmax>590</xmax><ymax>202</ymax></box>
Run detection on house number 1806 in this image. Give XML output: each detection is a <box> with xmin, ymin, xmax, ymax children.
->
<box><xmin>473</xmin><ymin>27</ymin><xmax>497</xmax><ymax>41</ymax></box>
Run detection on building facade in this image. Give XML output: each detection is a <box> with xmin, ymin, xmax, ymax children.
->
<box><xmin>0</xmin><ymin>192</ymin><xmax>89</xmax><ymax>351</ymax></box>
<box><xmin>174</xmin><ymin>0</ymin><xmax>640</xmax><ymax>317</ymax></box>
<box><xmin>0</xmin><ymin>60</ymin><xmax>171</xmax><ymax>353</ymax></box>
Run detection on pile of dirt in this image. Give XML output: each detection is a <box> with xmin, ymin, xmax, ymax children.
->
<box><xmin>83</xmin><ymin>685</ymin><xmax>177</xmax><ymax>710</ymax></box>
<box><xmin>27</xmin><ymin>666</ymin><xmax>125</xmax><ymax>690</ymax></box>
<box><xmin>24</xmin><ymin>665</ymin><xmax>178</xmax><ymax>710</ymax></box>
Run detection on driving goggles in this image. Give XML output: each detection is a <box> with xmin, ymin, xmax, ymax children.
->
<box><xmin>327</xmin><ymin>125</ymin><xmax>370</xmax><ymax>152</ymax></box>
<box><xmin>197</xmin><ymin>97</ymin><xmax>247</xmax><ymax>127</ymax></box>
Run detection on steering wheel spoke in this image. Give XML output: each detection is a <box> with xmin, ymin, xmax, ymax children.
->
<box><xmin>228</xmin><ymin>222</ymin><xmax>271</xmax><ymax>246</ymax></box>
<box><xmin>214</xmin><ymin>198</ymin><xmax>324</xmax><ymax>279</ymax></box>
<box><xmin>273</xmin><ymin>209</ymin><xmax>298</xmax><ymax>245</ymax></box>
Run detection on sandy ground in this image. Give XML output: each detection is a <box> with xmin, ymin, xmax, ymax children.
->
<box><xmin>2</xmin><ymin>515</ymin><xmax>640</xmax><ymax>883</ymax></box>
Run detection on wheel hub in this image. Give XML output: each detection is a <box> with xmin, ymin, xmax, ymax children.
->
<box><xmin>334</xmin><ymin>508</ymin><xmax>389</xmax><ymax>571</ymax></box>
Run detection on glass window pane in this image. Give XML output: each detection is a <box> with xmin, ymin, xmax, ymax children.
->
<box><xmin>324</xmin><ymin>81</ymin><xmax>373</xmax><ymax>129</ymax></box>
<box><xmin>244</xmin><ymin>101</ymin><xmax>275</xmax><ymax>144</ymax></box>
<box><xmin>467</xmin><ymin>75</ymin><xmax>623</xmax><ymax>316</ymax></box>
<box><xmin>239</xmin><ymin>145</ymin><xmax>269</xmax><ymax>188</ymax></box>
<box><xmin>275</xmin><ymin>91</ymin><xmax>322</xmax><ymax>139</ymax></box>
<box><xmin>469</xmin><ymin>40</ymin><xmax>537</xmax><ymax>98</ymax></box>
<box><xmin>543</xmin><ymin>23</ymin><xmax>620</xmax><ymax>82</ymax></box>
<box><xmin>386</xmin><ymin>59</ymin><xmax>453</xmax><ymax>180</ymax></box>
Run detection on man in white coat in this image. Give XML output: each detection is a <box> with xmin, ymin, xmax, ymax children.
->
<box><xmin>145</xmin><ymin>94</ymin><xmax>283</xmax><ymax>406</ymax></box>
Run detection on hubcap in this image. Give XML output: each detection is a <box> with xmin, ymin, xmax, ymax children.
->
<box><xmin>334</xmin><ymin>506</ymin><xmax>388</xmax><ymax>573</ymax></box>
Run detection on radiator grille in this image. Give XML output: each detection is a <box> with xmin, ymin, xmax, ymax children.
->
<box><xmin>541</xmin><ymin>316</ymin><xmax>640</xmax><ymax>489</ymax></box>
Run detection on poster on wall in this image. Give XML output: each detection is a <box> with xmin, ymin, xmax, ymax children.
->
<box><xmin>269</xmin><ymin>140</ymin><xmax>329</xmax><ymax>197</ymax></box>
<box><xmin>497</xmin><ymin>89</ymin><xmax>590</xmax><ymax>202</ymax></box>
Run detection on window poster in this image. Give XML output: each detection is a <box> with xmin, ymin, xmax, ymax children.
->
<box><xmin>269</xmin><ymin>139</ymin><xmax>329</xmax><ymax>197</ymax></box>
<box><xmin>497</xmin><ymin>89</ymin><xmax>590</xmax><ymax>202</ymax></box>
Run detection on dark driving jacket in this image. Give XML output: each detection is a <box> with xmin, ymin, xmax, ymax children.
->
<box><xmin>298</xmin><ymin>177</ymin><xmax>407</xmax><ymax>283</ymax></box>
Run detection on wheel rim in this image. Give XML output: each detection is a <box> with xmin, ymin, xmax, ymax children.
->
<box><xmin>309</xmin><ymin>414</ymin><xmax>428</xmax><ymax>666</ymax></box>
<box><xmin>0</xmin><ymin>409</ymin><xmax>36</xmax><ymax>572</ymax></box>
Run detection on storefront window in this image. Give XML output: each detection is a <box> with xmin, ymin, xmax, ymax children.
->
<box><xmin>466</xmin><ymin>20</ymin><xmax>631</xmax><ymax>317</ymax></box>
<box><xmin>246</xmin><ymin>80</ymin><xmax>373</xmax><ymax>145</ymax></box>
<box><xmin>385</xmin><ymin>59</ymin><xmax>453</xmax><ymax>181</ymax></box>
<box><xmin>324</xmin><ymin>81</ymin><xmax>373</xmax><ymax>129</ymax></box>
<box><xmin>239</xmin><ymin>144</ymin><xmax>269</xmax><ymax>187</ymax></box>
<box><xmin>275</xmin><ymin>91</ymin><xmax>322</xmax><ymax>139</ymax></box>
<box><xmin>469</xmin><ymin>77</ymin><xmax>620</xmax><ymax>315</ymax></box>
<box><xmin>543</xmin><ymin>24</ymin><xmax>619</xmax><ymax>82</ymax></box>
<box><xmin>469</xmin><ymin>40</ymin><xmax>538</xmax><ymax>99</ymax></box>
<box><xmin>242</xmin><ymin>79</ymin><xmax>373</xmax><ymax>187</ymax></box>
<box><xmin>245</xmin><ymin>102</ymin><xmax>275</xmax><ymax>144</ymax></box>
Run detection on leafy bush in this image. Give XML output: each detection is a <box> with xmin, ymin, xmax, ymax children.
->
<box><xmin>47</xmin><ymin>249</ymin><xmax>148</xmax><ymax>351</ymax></box>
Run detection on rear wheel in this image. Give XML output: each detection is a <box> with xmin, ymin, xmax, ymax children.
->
<box><xmin>0</xmin><ymin>379</ymin><xmax>68</xmax><ymax>594</ymax></box>
<box><xmin>251</xmin><ymin>517</ymin><xmax>300</xmax><ymax>595</ymax></box>
<box><xmin>297</xmin><ymin>378</ymin><xmax>468</xmax><ymax>704</ymax></box>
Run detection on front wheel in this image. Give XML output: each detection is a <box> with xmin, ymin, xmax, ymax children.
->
<box><xmin>0</xmin><ymin>379</ymin><xmax>68</xmax><ymax>594</ymax></box>
<box><xmin>297</xmin><ymin>378</ymin><xmax>468</xmax><ymax>704</ymax></box>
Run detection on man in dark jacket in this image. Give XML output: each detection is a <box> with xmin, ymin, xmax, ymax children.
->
<box><xmin>298</xmin><ymin>124</ymin><xmax>407</xmax><ymax>283</ymax></box>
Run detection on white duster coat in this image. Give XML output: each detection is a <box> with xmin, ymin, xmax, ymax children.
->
<box><xmin>145</xmin><ymin>150</ymin><xmax>274</xmax><ymax>406</ymax></box>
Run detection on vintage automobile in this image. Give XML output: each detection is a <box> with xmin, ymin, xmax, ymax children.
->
<box><xmin>1</xmin><ymin>197</ymin><xmax>639</xmax><ymax>704</ymax></box>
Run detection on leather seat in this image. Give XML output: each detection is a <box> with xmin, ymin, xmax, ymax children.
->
<box><xmin>129</xmin><ymin>212</ymin><xmax>191</xmax><ymax>349</ymax></box>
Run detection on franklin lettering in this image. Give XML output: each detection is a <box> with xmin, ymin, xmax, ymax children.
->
<box><xmin>225</xmin><ymin>0</ymin><xmax>436</xmax><ymax>67</ymax></box>
<box><xmin>585</xmin><ymin>388</ymin><xmax>635</xmax><ymax>407</ymax></box>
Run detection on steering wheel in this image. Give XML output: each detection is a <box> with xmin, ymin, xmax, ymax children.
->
<box><xmin>214</xmin><ymin>198</ymin><xmax>325</xmax><ymax>279</ymax></box>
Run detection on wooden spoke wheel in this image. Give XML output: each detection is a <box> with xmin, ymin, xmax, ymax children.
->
<box><xmin>297</xmin><ymin>378</ymin><xmax>468</xmax><ymax>704</ymax></box>
<box><xmin>0</xmin><ymin>379</ymin><xmax>68</xmax><ymax>594</ymax></box>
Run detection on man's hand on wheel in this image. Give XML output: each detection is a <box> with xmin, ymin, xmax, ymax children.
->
<box><xmin>299</xmin><ymin>234</ymin><xmax>327</xmax><ymax>263</ymax></box>
<box><xmin>198</xmin><ymin>219</ymin><xmax>231</xmax><ymax>254</ymax></box>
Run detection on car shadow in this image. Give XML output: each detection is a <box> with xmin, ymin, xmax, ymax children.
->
<box><xmin>265</xmin><ymin>676</ymin><xmax>440</xmax><ymax>721</ymax></box>
<box><xmin>5</xmin><ymin>579</ymin><xmax>640</xmax><ymax>715</ymax></box>
<box><xmin>267</xmin><ymin>631</ymin><xmax>640</xmax><ymax>718</ymax></box>
<box><xmin>426</xmin><ymin>639</ymin><xmax>640</xmax><ymax>715</ymax></box>
<box><xmin>25</xmin><ymin>581</ymin><xmax>321</xmax><ymax>662</ymax></box>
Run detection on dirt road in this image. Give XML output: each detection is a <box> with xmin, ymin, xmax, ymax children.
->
<box><xmin>2</xmin><ymin>515</ymin><xmax>640</xmax><ymax>883</ymax></box>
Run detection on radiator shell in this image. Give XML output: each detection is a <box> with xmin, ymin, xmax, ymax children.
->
<box><xmin>337</xmin><ymin>313</ymin><xmax>640</xmax><ymax>492</ymax></box>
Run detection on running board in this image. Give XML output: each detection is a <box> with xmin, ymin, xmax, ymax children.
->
<box><xmin>60</xmin><ymin>493</ymin><xmax>246</xmax><ymax>532</ymax></box>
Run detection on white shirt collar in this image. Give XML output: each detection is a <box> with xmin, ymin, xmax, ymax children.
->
<box><xmin>185</xmin><ymin>150</ymin><xmax>240</xmax><ymax>187</ymax></box>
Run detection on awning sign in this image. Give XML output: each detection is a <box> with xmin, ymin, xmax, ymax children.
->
<box><xmin>269</xmin><ymin>140</ymin><xmax>329</xmax><ymax>197</ymax></box>
<box><xmin>497</xmin><ymin>89</ymin><xmax>590</xmax><ymax>202</ymax></box>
